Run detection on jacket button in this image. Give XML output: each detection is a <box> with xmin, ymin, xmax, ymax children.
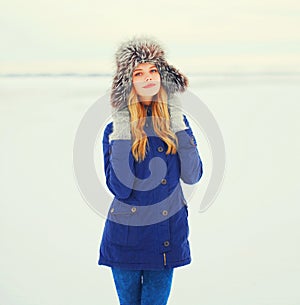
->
<box><xmin>131</xmin><ymin>207</ymin><xmax>137</xmax><ymax>213</ymax></box>
<box><xmin>145</xmin><ymin>123</ymin><xmax>149</xmax><ymax>127</ymax></box>
<box><xmin>161</xmin><ymin>178</ymin><xmax>167</xmax><ymax>185</ymax></box>
<box><xmin>110</xmin><ymin>208</ymin><xmax>114</xmax><ymax>213</ymax></box>
<box><xmin>164</xmin><ymin>241</ymin><xmax>170</xmax><ymax>247</ymax></box>
<box><xmin>157</xmin><ymin>146</ymin><xmax>164</xmax><ymax>152</ymax></box>
<box><xmin>190</xmin><ymin>137</ymin><xmax>197</xmax><ymax>146</ymax></box>
<box><xmin>162</xmin><ymin>210</ymin><xmax>168</xmax><ymax>216</ymax></box>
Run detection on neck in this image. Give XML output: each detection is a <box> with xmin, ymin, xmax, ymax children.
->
<box><xmin>142</xmin><ymin>101</ymin><xmax>152</xmax><ymax>106</ymax></box>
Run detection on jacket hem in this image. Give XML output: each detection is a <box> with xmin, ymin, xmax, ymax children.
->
<box><xmin>98</xmin><ymin>257</ymin><xmax>191</xmax><ymax>270</ymax></box>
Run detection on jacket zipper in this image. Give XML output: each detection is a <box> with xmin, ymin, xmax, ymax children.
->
<box><xmin>163</xmin><ymin>252</ymin><xmax>167</xmax><ymax>266</ymax></box>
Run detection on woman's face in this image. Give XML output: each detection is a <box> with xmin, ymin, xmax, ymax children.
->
<box><xmin>132</xmin><ymin>63</ymin><xmax>161</xmax><ymax>104</ymax></box>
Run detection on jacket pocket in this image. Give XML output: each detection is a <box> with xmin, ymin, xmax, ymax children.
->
<box><xmin>105</xmin><ymin>204</ymin><xmax>139</xmax><ymax>247</ymax></box>
<box><xmin>105</xmin><ymin>219</ymin><xmax>130</xmax><ymax>246</ymax></box>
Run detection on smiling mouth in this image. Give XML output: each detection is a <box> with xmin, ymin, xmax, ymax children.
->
<box><xmin>143</xmin><ymin>83</ymin><xmax>156</xmax><ymax>88</ymax></box>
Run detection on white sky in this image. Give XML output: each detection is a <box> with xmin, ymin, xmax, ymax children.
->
<box><xmin>1</xmin><ymin>0</ymin><xmax>300</xmax><ymax>73</ymax></box>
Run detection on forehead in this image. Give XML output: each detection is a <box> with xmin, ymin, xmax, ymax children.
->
<box><xmin>133</xmin><ymin>62</ymin><xmax>157</xmax><ymax>71</ymax></box>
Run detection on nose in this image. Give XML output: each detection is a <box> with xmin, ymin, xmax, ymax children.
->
<box><xmin>145</xmin><ymin>73</ymin><xmax>152</xmax><ymax>81</ymax></box>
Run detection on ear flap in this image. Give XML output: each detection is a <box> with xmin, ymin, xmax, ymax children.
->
<box><xmin>111</xmin><ymin>69</ymin><xmax>132</xmax><ymax>109</ymax></box>
<box><xmin>159</xmin><ymin>61</ymin><xmax>188</xmax><ymax>97</ymax></box>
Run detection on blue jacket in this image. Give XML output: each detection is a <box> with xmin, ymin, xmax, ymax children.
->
<box><xmin>98</xmin><ymin>105</ymin><xmax>203</xmax><ymax>270</ymax></box>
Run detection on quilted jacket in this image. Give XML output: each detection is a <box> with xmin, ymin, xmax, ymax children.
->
<box><xmin>98</xmin><ymin>104</ymin><xmax>203</xmax><ymax>270</ymax></box>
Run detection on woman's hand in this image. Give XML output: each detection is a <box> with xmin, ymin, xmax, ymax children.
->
<box><xmin>168</xmin><ymin>95</ymin><xmax>187</xmax><ymax>133</ymax></box>
<box><xmin>109</xmin><ymin>106</ymin><xmax>131</xmax><ymax>141</ymax></box>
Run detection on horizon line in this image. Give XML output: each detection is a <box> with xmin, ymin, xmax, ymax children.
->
<box><xmin>1</xmin><ymin>71</ymin><xmax>300</xmax><ymax>78</ymax></box>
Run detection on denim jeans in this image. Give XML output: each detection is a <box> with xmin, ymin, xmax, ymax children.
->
<box><xmin>111</xmin><ymin>267</ymin><xmax>174</xmax><ymax>305</ymax></box>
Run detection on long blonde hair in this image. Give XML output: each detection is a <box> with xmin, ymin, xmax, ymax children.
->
<box><xmin>128</xmin><ymin>86</ymin><xmax>178</xmax><ymax>162</ymax></box>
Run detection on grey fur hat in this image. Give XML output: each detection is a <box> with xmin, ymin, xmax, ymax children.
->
<box><xmin>110</xmin><ymin>35</ymin><xmax>189</xmax><ymax>109</ymax></box>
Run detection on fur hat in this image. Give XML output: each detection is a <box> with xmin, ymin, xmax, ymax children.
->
<box><xmin>110</xmin><ymin>35</ymin><xmax>189</xmax><ymax>109</ymax></box>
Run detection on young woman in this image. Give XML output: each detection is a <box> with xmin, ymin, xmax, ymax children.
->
<box><xmin>98</xmin><ymin>36</ymin><xmax>204</xmax><ymax>305</ymax></box>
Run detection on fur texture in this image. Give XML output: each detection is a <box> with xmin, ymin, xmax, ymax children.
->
<box><xmin>168</xmin><ymin>96</ymin><xmax>188</xmax><ymax>132</ymax></box>
<box><xmin>109</xmin><ymin>108</ymin><xmax>131</xmax><ymax>141</ymax></box>
<box><xmin>111</xmin><ymin>35</ymin><xmax>189</xmax><ymax>109</ymax></box>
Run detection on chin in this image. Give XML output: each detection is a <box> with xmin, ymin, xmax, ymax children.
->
<box><xmin>140</xmin><ymin>88</ymin><xmax>159</xmax><ymax>97</ymax></box>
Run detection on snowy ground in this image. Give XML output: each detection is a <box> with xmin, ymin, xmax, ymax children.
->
<box><xmin>0</xmin><ymin>74</ymin><xmax>299</xmax><ymax>305</ymax></box>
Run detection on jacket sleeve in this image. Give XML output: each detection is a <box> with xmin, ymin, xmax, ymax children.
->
<box><xmin>176</xmin><ymin>115</ymin><xmax>203</xmax><ymax>184</ymax></box>
<box><xmin>102</xmin><ymin>122</ymin><xmax>135</xmax><ymax>199</ymax></box>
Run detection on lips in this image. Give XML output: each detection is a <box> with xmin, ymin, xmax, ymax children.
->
<box><xmin>143</xmin><ymin>83</ymin><xmax>156</xmax><ymax>88</ymax></box>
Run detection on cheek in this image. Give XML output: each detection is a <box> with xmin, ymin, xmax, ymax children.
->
<box><xmin>155</xmin><ymin>77</ymin><xmax>161</xmax><ymax>88</ymax></box>
<box><xmin>155</xmin><ymin>75</ymin><xmax>161</xmax><ymax>85</ymax></box>
<box><xmin>132</xmin><ymin>81</ymin><xmax>143</xmax><ymax>92</ymax></box>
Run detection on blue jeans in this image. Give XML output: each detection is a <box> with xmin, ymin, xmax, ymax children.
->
<box><xmin>111</xmin><ymin>267</ymin><xmax>174</xmax><ymax>305</ymax></box>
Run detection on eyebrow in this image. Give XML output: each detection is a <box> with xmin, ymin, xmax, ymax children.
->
<box><xmin>133</xmin><ymin>65</ymin><xmax>157</xmax><ymax>72</ymax></box>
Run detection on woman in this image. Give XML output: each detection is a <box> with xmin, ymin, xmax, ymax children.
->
<box><xmin>98</xmin><ymin>36</ymin><xmax>204</xmax><ymax>305</ymax></box>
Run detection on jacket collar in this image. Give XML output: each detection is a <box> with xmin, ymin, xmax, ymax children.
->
<box><xmin>143</xmin><ymin>103</ymin><xmax>152</xmax><ymax>116</ymax></box>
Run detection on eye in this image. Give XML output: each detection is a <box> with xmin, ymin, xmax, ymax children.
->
<box><xmin>150</xmin><ymin>69</ymin><xmax>158</xmax><ymax>73</ymax></box>
<box><xmin>134</xmin><ymin>72</ymin><xmax>142</xmax><ymax>77</ymax></box>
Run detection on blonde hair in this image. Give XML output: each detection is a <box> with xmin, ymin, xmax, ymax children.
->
<box><xmin>128</xmin><ymin>86</ymin><xmax>178</xmax><ymax>162</ymax></box>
